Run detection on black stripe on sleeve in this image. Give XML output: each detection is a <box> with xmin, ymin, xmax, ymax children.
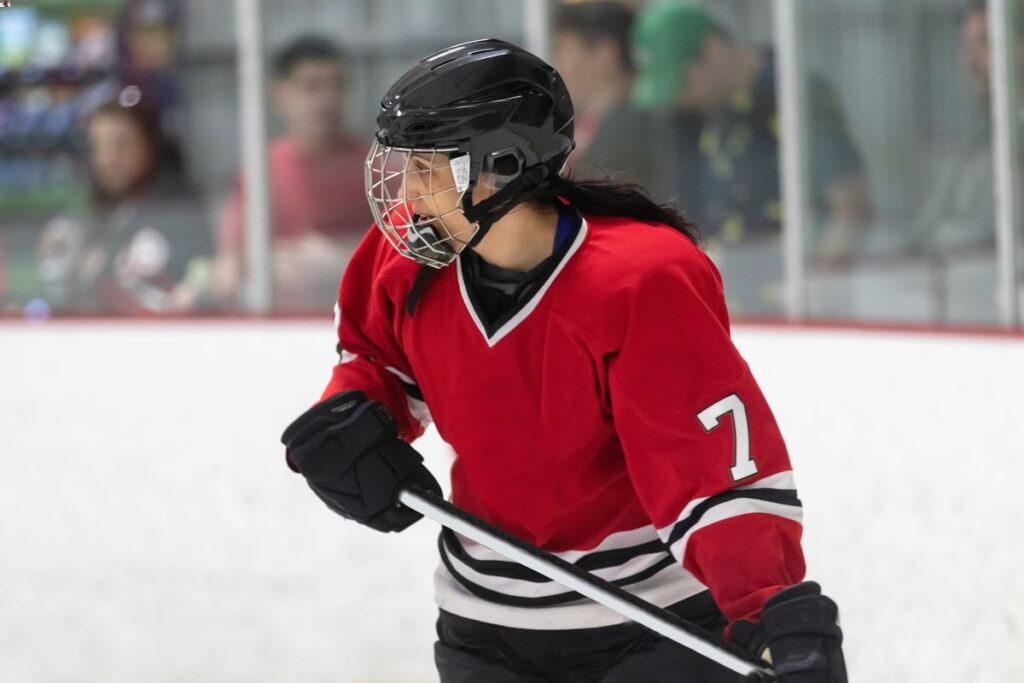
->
<box><xmin>665</xmin><ymin>488</ymin><xmax>802</xmax><ymax>548</ymax></box>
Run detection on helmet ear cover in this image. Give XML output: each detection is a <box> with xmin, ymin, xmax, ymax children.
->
<box><xmin>481</xmin><ymin>147</ymin><xmax>526</xmax><ymax>188</ymax></box>
<box><xmin>452</xmin><ymin>137</ymin><xmax>564</xmax><ymax>249</ymax></box>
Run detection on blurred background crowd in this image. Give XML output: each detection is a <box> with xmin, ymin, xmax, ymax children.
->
<box><xmin>0</xmin><ymin>0</ymin><xmax>1022</xmax><ymax>325</ymax></box>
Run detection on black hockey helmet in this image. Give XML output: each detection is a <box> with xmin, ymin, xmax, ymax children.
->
<box><xmin>365</xmin><ymin>39</ymin><xmax>575</xmax><ymax>267</ymax></box>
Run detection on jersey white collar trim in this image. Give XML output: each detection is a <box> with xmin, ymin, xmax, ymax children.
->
<box><xmin>456</xmin><ymin>217</ymin><xmax>589</xmax><ymax>348</ymax></box>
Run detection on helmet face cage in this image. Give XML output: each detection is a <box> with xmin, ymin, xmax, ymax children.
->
<box><xmin>364</xmin><ymin>139</ymin><xmax>478</xmax><ymax>268</ymax></box>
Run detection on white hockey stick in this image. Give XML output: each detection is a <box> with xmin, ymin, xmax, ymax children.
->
<box><xmin>398</xmin><ymin>487</ymin><xmax>775</xmax><ymax>681</ymax></box>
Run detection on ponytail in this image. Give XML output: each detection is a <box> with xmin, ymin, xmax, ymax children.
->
<box><xmin>541</xmin><ymin>176</ymin><xmax>703</xmax><ymax>247</ymax></box>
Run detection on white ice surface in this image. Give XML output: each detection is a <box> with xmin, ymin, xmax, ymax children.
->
<box><xmin>1</xmin><ymin>321</ymin><xmax>1022</xmax><ymax>682</ymax></box>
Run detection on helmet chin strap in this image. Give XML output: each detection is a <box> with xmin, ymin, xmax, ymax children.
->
<box><xmin>404</xmin><ymin>163</ymin><xmax>559</xmax><ymax>316</ymax></box>
<box><xmin>462</xmin><ymin>164</ymin><xmax>553</xmax><ymax>249</ymax></box>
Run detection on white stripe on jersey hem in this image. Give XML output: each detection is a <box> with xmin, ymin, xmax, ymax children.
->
<box><xmin>654</xmin><ymin>469</ymin><xmax>798</xmax><ymax>545</ymax></box>
<box><xmin>453</xmin><ymin>522</ymin><xmax>663</xmax><ymax>565</ymax></box>
<box><xmin>442</xmin><ymin>541</ymin><xmax>673</xmax><ymax>598</ymax></box>
<box><xmin>666</xmin><ymin>499</ymin><xmax>804</xmax><ymax>563</ymax></box>
<box><xmin>434</xmin><ymin>561</ymin><xmax>707</xmax><ymax>630</ymax></box>
<box><xmin>456</xmin><ymin>218</ymin><xmax>589</xmax><ymax>348</ymax></box>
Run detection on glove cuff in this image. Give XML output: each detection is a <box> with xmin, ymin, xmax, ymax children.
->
<box><xmin>734</xmin><ymin>582</ymin><xmax>844</xmax><ymax>659</ymax></box>
<box><xmin>760</xmin><ymin>582</ymin><xmax>843</xmax><ymax>644</ymax></box>
<box><xmin>281</xmin><ymin>390</ymin><xmax>369</xmax><ymax>446</ymax></box>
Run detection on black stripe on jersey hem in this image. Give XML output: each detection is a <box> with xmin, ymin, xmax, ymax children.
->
<box><xmin>665</xmin><ymin>488</ymin><xmax>802</xmax><ymax>548</ymax></box>
<box><xmin>440</xmin><ymin>529</ymin><xmax>671</xmax><ymax>583</ymax></box>
<box><xmin>438</xmin><ymin>534</ymin><xmax>678</xmax><ymax>607</ymax></box>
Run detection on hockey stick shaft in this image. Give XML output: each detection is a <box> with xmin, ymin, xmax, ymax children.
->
<box><xmin>398</xmin><ymin>487</ymin><xmax>774</xmax><ymax>680</ymax></box>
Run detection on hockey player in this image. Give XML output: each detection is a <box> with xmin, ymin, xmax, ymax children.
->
<box><xmin>281</xmin><ymin>40</ymin><xmax>847</xmax><ymax>682</ymax></box>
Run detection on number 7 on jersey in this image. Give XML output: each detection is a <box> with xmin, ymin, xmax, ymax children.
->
<box><xmin>697</xmin><ymin>393</ymin><xmax>759</xmax><ymax>481</ymax></box>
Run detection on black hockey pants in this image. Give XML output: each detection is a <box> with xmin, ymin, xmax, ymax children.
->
<box><xmin>434</xmin><ymin>592</ymin><xmax>748</xmax><ymax>683</ymax></box>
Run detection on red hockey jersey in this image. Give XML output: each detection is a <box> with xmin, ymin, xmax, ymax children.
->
<box><xmin>321</xmin><ymin>211</ymin><xmax>805</xmax><ymax>632</ymax></box>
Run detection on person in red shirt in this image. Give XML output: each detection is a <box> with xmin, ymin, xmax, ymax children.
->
<box><xmin>213</xmin><ymin>35</ymin><xmax>370</xmax><ymax>312</ymax></box>
<box><xmin>281</xmin><ymin>40</ymin><xmax>847</xmax><ymax>682</ymax></box>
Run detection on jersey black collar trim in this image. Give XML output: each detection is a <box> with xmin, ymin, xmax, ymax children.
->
<box><xmin>456</xmin><ymin>215</ymin><xmax>588</xmax><ymax>347</ymax></box>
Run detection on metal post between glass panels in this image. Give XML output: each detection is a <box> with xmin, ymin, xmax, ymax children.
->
<box><xmin>773</xmin><ymin>0</ymin><xmax>809</xmax><ymax>321</ymax></box>
<box><xmin>988</xmin><ymin>0</ymin><xmax>1021</xmax><ymax>327</ymax></box>
<box><xmin>523</xmin><ymin>0</ymin><xmax>551</xmax><ymax>60</ymax></box>
<box><xmin>234</xmin><ymin>0</ymin><xmax>273</xmax><ymax>313</ymax></box>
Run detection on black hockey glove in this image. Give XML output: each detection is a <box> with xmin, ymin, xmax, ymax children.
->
<box><xmin>735</xmin><ymin>582</ymin><xmax>847</xmax><ymax>683</ymax></box>
<box><xmin>281</xmin><ymin>390</ymin><xmax>442</xmax><ymax>533</ymax></box>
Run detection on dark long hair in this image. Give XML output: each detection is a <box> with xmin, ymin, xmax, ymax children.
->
<box><xmin>541</xmin><ymin>176</ymin><xmax>703</xmax><ymax>247</ymax></box>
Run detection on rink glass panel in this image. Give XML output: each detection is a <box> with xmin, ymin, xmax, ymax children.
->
<box><xmin>255</xmin><ymin>0</ymin><xmax>525</xmax><ymax>314</ymax></box>
<box><xmin>796</xmin><ymin>0</ymin><xmax>1001</xmax><ymax>325</ymax></box>
<box><xmin>0</xmin><ymin>0</ymin><xmax>238</xmax><ymax>317</ymax></box>
<box><xmin>683</xmin><ymin>1</ymin><xmax>786</xmax><ymax>318</ymax></box>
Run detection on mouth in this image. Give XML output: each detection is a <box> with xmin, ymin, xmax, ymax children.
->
<box><xmin>410</xmin><ymin>202</ymin><xmax>434</xmax><ymax>219</ymax></box>
<box><xmin>410</xmin><ymin>209</ymin><xmax>440</xmax><ymax>229</ymax></box>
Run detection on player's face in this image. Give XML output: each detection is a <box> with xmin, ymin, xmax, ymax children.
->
<box><xmin>402</xmin><ymin>152</ymin><xmax>478</xmax><ymax>248</ymax></box>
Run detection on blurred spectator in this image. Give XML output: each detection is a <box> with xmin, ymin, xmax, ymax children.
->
<box><xmin>554</xmin><ymin>0</ymin><xmax>701</xmax><ymax>203</ymax></box>
<box><xmin>35</xmin><ymin>87</ymin><xmax>212</xmax><ymax>315</ymax></box>
<box><xmin>554</xmin><ymin>1</ymin><xmax>634</xmax><ymax>159</ymax></box>
<box><xmin>632</xmin><ymin>1</ymin><xmax>873</xmax><ymax>263</ymax></box>
<box><xmin>909</xmin><ymin>0</ymin><xmax>1023</xmax><ymax>255</ymax></box>
<box><xmin>213</xmin><ymin>35</ymin><xmax>371</xmax><ymax>312</ymax></box>
<box><xmin>555</xmin><ymin>2</ymin><xmax>650</xmax><ymax>187</ymax></box>
<box><xmin>116</xmin><ymin>0</ymin><xmax>184</xmax><ymax>142</ymax></box>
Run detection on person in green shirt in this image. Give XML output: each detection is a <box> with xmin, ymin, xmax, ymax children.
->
<box><xmin>632</xmin><ymin>1</ymin><xmax>874</xmax><ymax>264</ymax></box>
<box><xmin>554</xmin><ymin>0</ymin><xmax>700</xmax><ymax>203</ymax></box>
